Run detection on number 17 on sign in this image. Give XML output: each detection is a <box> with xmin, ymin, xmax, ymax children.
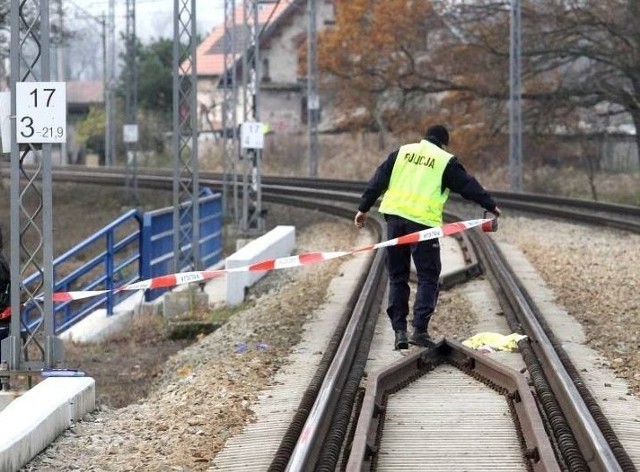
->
<box><xmin>16</xmin><ymin>82</ymin><xmax>67</xmax><ymax>144</ymax></box>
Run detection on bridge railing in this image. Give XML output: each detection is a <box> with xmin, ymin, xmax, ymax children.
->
<box><xmin>21</xmin><ymin>188</ymin><xmax>223</xmax><ymax>334</ymax></box>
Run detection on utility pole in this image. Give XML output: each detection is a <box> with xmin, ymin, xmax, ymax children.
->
<box><xmin>222</xmin><ymin>0</ymin><xmax>239</xmax><ymax>226</ymax></box>
<box><xmin>172</xmin><ymin>0</ymin><xmax>200</xmax><ymax>273</ymax></box>
<box><xmin>509</xmin><ymin>0</ymin><xmax>523</xmax><ymax>191</ymax></box>
<box><xmin>102</xmin><ymin>13</ymin><xmax>107</xmax><ymax>163</ymax></box>
<box><xmin>6</xmin><ymin>0</ymin><xmax>63</xmax><ymax>371</ymax></box>
<box><xmin>105</xmin><ymin>0</ymin><xmax>116</xmax><ymax>167</ymax></box>
<box><xmin>240</xmin><ymin>0</ymin><xmax>264</xmax><ymax>235</ymax></box>
<box><xmin>307</xmin><ymin>0</ymin><xmax>319</xmax><ymax>177</ymax></box>
<box><xmin>124</xmin><ymin>0</ymin><xmax>139</xmax><ymax>204</ymax></box>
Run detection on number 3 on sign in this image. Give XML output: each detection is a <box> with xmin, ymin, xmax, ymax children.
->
<box><xmin>16</xmin><ymin>82</ymin><xmax>67</xmax><ymax>144</ymax></box>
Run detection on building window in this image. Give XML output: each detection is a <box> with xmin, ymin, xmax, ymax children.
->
<box><xmin>301</xmin><ymin>95</ymin><xmax>308</xmax><ymax>125</ymax></box>
<box><xmin>262</xmin><ymin>58</ymin><xmax>271</xmax><ymax>82</ymax></box>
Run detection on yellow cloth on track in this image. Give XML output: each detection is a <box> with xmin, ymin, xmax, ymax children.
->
<box><xmin>463</xmin><ymin>332</ymin><xmax>527</xmax><ymax>352</ymax></box>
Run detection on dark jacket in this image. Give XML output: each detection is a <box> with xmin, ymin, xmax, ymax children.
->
<box><xmin>0</xmin><ymin>230</ymin><xmax>9</xmax><ymax>315</ymax></box>
<box><xmin>358</xmin><ymin>138</ymin><xmax>497</xmax><ymax>216</ymax></box>
<box><xmin>0</xmin><ymin>252</ymin><xmax>9</xmax><ymax>313</ymax></box>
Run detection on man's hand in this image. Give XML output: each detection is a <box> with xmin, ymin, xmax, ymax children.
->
<box><xmin>354</xmin><ymin>211</ymin><xmax>367</xmax><ymax>228</ymax></box>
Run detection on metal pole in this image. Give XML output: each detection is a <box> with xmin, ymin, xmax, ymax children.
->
<box><xmin>124</xmin><ymin>0</ymin><xmax>139</xmax><ymax>204</ymax></box>
<box><xmin>6</xmin><ymin>0</ymin><xmax>62</xmax><ymax>371</ymax></box>
<box><xmin>172</xmin><ymin>0</ymin><xmax>200</xmax><ymax>273</ymax></box>
<box><xmin>251</xmin><ymin>0</ymin><xmax>263</xmax><ymax>233</ymax></box>
<box><xmin>509</xmin><ymin>0</ymin><xmax>523</xmax><ymax>191</ymax></box>
<box><xmin>307</xmin><ymin>0</ymin><xmax>319</xmax><ymax>178</ymax></box>
<box><xmin>222</xmin><ymin>0</ymin><xmax>239</xmax><ymax>225</ymax></box>
<box><xmin>40</xmin><ymin>0</ymin><xmax>57</xmax><ymax>368</ymax></box>
<box><xmin>240</xmin><ymin>0</ymin><xmax>263</xmax><ymax>235</ymax></box>
<box><xmin>56</xmin><ymin>0</ymin><xmax>67</xmax><ymax>165</ymax></box>
<box><xmin>105</xmin><ymin>0</ymin><xmax>116</xmax><ymax>166</ymax></box>
<box><xmin>102</xmin><ymin>13</ymin><xmax>107</xmax><ymax>165</ymax></box>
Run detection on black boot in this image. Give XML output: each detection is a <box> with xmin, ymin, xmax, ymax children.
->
<box><xmin>410</xmin><ymin>330</ymin><xmax>435</xmax><ymax>348</ymax></box>
<box><xmin>394</xmin><ymin>330</ymin><xmax>408</xmax><ymax>350</ymax></box>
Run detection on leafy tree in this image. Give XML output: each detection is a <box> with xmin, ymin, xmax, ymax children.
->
<box><xmin>127</xmin><ymin>37</ymin><xmax>174</xmax><ymax>117</ymax></box>
<box><xmin>114</xmin><ymin>37</ymin><xmax>177</xmax><ymax>156</ymax></box>
<box><xmin>435</xmin><ymin>0</ymin><xmax>640</xmax><ymax>167</ymax></box>
<box><xmin>118</xmin><ymin>36</ymin><xmax>199</xmax><ymax>117</ymax></box>
<box><xmin>74</xmin><ymin>106</ymin><xmax>106</xmax><ymax>163</ymax></box>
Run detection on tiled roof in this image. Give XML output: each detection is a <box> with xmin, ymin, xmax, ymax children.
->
<box><xmin>188</xmin><ymin>2</ymin><xmax>294</xmax><ymax>77</ymax></box>
<box><xmin>66</xmin><ymin>81</ymin><xmax>104</xmax><ymax>105</ymax></box>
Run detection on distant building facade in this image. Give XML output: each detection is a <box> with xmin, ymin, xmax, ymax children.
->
<box><xmin>66</xmin><ymin>80</ymin><xmax>104</xmax><ymax>165</ymax></box>
<box><xmin>192</xmin><ymin>1</ymin><xmax>335</xmax><ymax>137</ymax></box>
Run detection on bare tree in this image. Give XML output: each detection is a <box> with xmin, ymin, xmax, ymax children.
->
<box><xmin>318</xmin><ymin>0</ymin><xmax>640</xmax><ymax>170</ymax></box>
<box><xmin>439</xmin><ymin>0</ymin><xmax>640</xmax><ymax>167</ymax></box>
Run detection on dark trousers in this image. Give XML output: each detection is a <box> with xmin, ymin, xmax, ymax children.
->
<box><xmin>0</xmin><ymin>321</ymin><xmax>8</xmax><ymax>362</ymax></box>
<box><xmin>385</xmin><ymin>215</ymin><xmax>441</xmax><ymax>333</ymax></box>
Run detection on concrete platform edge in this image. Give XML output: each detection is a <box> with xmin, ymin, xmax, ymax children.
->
<box><xmin>0</xmin><ymin>376</ymin><xmax>95</xmax><ymax>472</ymax></box>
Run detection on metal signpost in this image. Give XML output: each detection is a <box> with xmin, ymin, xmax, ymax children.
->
<box><xmin>4</xmin><ymin>0</ymin><xmax>64</xmax><ymax>372</ymax></box>
<box><xmin>241</xmin><ymin>0</ymin><xmax>264</xmax><ymax>235</ymax></box>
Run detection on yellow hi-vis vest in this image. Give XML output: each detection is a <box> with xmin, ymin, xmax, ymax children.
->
<box><xmin>378</xmin><ymin>140</ymin><xmax>453</xmax><ymax>227</ymax></box>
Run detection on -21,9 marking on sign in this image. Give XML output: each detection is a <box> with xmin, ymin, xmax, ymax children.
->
<box><xmin>16</xmin><ymin>82</ymin><xmax>67</xmax><ymax>144</ymax></box>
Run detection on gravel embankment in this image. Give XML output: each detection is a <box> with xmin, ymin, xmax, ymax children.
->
<box><xmin>21</xmin><ymin>213</ymin><xmax>640</xmax><ymax>471</ymax></box>
<box><xmin>493</xmin><ymin>215</ymin><xmax>640</xmax><ymax>396</ymax></box>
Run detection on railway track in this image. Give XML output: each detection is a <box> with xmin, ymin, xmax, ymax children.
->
<box><xmin>28</xmin><ymin>165</ymin><xmax>640</xmax><ymax>234</ymax></box>
<box><xmin>6</xmin><ymin>165</ymin><xmax>640</xmax><ymax>471</ymax></box>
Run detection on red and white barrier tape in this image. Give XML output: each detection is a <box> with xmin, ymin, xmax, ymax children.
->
<box><xmin>46</xmin><ymin>218</ymin><xmax>494</xmax><ymax>303</ymax></box>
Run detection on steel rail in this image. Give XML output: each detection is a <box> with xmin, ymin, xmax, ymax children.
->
<box><xmin>281</xmin><ymin>220</ymin><xmax>386</xmax><ymax>471</ymax></box>
<box><xmin>475</xmin><ymin>233</ymin><xmax>624</xmax><ymax>472</ymax></box>
<box><xmin>473</xmin><ymin>198</ymin><xmax>640</xmax><ymax>234</ymax></box>
<box><xmin>258</xmin><ymin>183</ymin><xmax>640</xmax><ymax>234</ymax></box>
<box><xmin>488</xmin><ymin>190</ymin><xmax>640</xmax><ymax>218</ymax></box>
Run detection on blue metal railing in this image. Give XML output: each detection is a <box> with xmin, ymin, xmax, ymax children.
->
<box><xmin>141</xmin><ymin>188</ymin><xmax>223</xmax><ymax>302</ymax></box>
<box><xmin>22</xmin><ymin>188</ymin><xmax>223</xmax><ymax>334</ymax></box>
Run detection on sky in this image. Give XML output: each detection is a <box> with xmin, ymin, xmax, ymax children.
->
<box><xmin>68</xmin><ymin>0</ymin><xmax>225</xmax><ymax>42</ymax></box>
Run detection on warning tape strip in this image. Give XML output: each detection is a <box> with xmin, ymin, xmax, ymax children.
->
<box><xmin>38</xmin><ymin>217</ymin><xmax>492</xmax><ymax>304</ymax></box>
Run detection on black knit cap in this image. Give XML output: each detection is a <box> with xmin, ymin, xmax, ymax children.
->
<box><xmin>425</xmin><ymin>124</ymin><xmax>449</xmax><ymax>146</ymax></box>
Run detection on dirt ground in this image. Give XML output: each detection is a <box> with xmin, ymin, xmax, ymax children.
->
<box><xmin>0</xmin><ymin>182</ymin><xmax>188</xmax><ymax>407</ymax></box>
<box><xmin>63</xmin><ymin>314</ymin><xmax>193</xmax><ymax>408</ymax></box>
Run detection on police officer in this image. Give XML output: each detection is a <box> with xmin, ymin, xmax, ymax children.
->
<box><xmin>0</xmin><ymin>229</ymin><xmax>10</xmax><ymax>357</ymax></box>
<box><xmin>354</xmin><ymin>125</ymin><xmax>501</xmax><ymax>350</ymax></box>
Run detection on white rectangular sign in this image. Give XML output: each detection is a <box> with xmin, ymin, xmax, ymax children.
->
<box><xmin>123</xmin><ymin>124</ymin><xmax>139</xmax><ymax>143</ymax></box>
<box><xmin>308</xmin><ymin>94</ymin><xmax>320</xmax><ymax>111</ymax></box>
<box><xmin>16</xmin><ymin>81</ymin><xmax>67</xmax><ymax>144</ymax></box>
<box><xmin>241</xmin><ymin>121</ymin><xmax>264</xmax><ymax>149</ymax></box>
<box><xmin>0</xmin><ymin>91</ymin><xmax>10</xmax><ymax>153</ymax></box>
